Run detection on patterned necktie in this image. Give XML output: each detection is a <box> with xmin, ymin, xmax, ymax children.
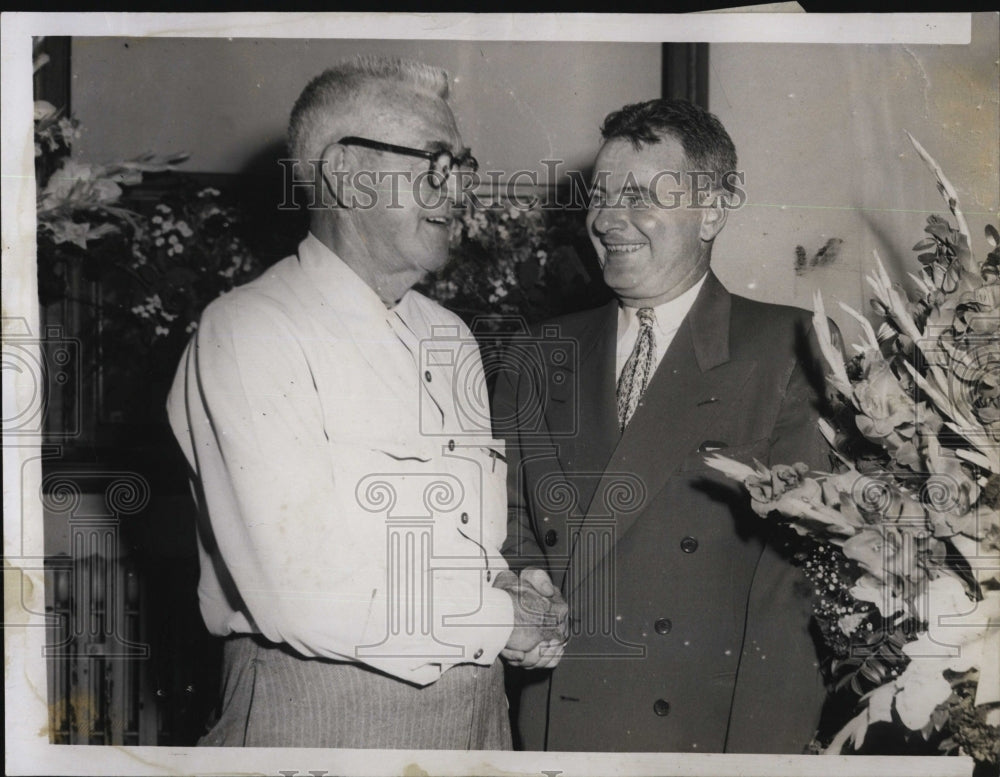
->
<box><xmin>617</xmin><ymin>307</ymin><xmax>657</xmax><ymax>431</ymax></box>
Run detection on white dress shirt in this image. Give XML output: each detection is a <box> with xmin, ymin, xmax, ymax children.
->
<box><xmin>615</xmin><ymin>274</ymin><xmax>708</xmax><ymax>380</ymax></box>
<box><xmin>167</xmin><ymin>233</ymin><xmax>514</xmax><ymax>686</ymax></box>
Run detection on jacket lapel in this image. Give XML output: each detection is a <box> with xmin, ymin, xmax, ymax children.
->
<box><xmin>563</xmin><ymin>273</ymin><xmax>757</xmax><ymax>596</ymax></box>
<box><xmin>543</xmin><ymin>301</ymin><xmax>620</xmax><ymax>482</ymax></box>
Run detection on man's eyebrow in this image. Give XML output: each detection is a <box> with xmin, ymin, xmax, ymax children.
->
<box><xmin>621</xmin><ymin>182</ymin><xmax>652</xmax><ymax>195</ymax></box>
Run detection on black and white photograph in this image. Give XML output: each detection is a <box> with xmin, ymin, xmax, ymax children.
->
<box><xmin>3</xmin><ymin>11</ymin><xmax>998</xmax><ymax>777</ymax></box>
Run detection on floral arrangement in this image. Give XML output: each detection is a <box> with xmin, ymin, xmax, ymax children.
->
<box><xmin>35</xmin><ymin>115</ymin><xmax>259</xmax><ymax>348</ymax></box>
<box><xmin>35</xmin><ymin>43</ymin><xmax>265</xmax><ymax>431</ymax></box>
<box><xmin>124</xmin><ymin>185</ymin><xmax>260</xmax><ymax>348</ymax></box>
<box><xmin>421</xmin><ymin>197</ymin><xmax>608</xmax><ymax>330</ymax></box>
<box><xmin>707</xmin><ymin>135</ymin><xmax>1000</xmax><ymax>768</ymax></box>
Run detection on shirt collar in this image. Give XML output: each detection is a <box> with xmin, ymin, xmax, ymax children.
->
<box><xmin>617</xmin><ymin>272</ymin><xmax>708</xmax><ymax>339</ymax></box>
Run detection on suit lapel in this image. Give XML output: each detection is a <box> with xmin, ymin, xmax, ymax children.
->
<box><xmin>564</xmin><ymin>273</ymin><xmax>757</xmax><ymax>597</ymax></box>
<box><xmin>543</xmin><ymin>300</ymin><xmax>619</xmax><ymax>481</ymax></box>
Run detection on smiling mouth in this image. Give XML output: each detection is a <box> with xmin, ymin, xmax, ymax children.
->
<box><xmin>425</xmin><ymin>216</ymin><xmax>451</xmax><ymax>227</ymax></box>
<box><xmin>604</xmin><ymin>243</ymin><xmax>646</xmax><ymax>254</ymax></box>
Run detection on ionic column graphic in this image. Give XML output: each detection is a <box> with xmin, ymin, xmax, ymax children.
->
<box><xmin>355</xmin><ymin>473</ymin><xmax>466</xmax><ymax>660</ymax></box>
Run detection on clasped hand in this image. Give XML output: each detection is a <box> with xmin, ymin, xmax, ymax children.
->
<box><xmin>493</xmin><ymin>567</ymin><xmax>568</xmax><ymax>670</ymax></box>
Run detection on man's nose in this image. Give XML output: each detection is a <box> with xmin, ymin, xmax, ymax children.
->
<box><xmin>445</xmin><ymin>166</ymin><xmax>478</xmax><ymax>210</ymax></box>
<box><xmin>591</xmin><ymin>205</ymin><xmax>626</xmax><ymax>234</ymax></box>
<box><xmin>444</xmin><ymin>169</ymin><xmax>462</xmax><ymax>208</ymax></box>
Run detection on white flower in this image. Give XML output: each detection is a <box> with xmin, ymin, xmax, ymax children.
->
<box><xmin>893</xmin><ymin>663</ymin><xmax>952</xmax><ymax>730</ymax></box>
<box><xmin>34</xmin><ymin>100</ymin><xmax>58</xmax><ymax>122</ymax></box>
<box><xmin>916</xmin><ymin>574</ymin><xmax>974</xmax><ymax>637</ymax></box>
<box><xmin>154</xmin><ymin>325</ymin><xmax>170</xmax><ymax>337</ymax></box>
<box><xmin>904</xmin><ymin>588</ymin><xmax>1000</xmax><ymax>667</ymax></box>
<box><xmin>849</xmin><ymin>574</ymin><xmax>908</xmax><ymax>618</ymax></box>
<box><xmin>837</xmin><ymin>612</ymin><xmax>867</xmax><ymax>636</ymax></box>
<box><xmin>865</xmin><ymin>682</ymin><xmax>896</xmax><ymax>724</ymax></box>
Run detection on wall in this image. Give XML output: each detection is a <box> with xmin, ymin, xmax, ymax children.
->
<box><xmin>70</xmin><ymin>38</ymin><xmax>662</xmax><ymax>181</ymax></box>
<box><xmin>69</xmin><ymin>29</ymin><xmax>1000</xmax><ymax>339</ymax></box>
<box><xmin>708</xmin><ymin>17</ymin><xmax>999</xmax><ymax>341</ymax></box>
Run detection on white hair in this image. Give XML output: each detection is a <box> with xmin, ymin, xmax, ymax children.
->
<box><xmin>288</xmin><ymin>55</ymin><xmax>451</xmax><ymax>169</ymax></box>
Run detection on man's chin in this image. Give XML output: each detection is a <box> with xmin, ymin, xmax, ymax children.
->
<box><xmin>421</xmin><ymin>254</ymin><xmax>451</xmax><ymax>275</ymax></box>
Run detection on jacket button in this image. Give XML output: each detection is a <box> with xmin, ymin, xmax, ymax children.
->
<box><xmin>680</xmin><ymin>536</ymin><xmax>699</xmax><ymax>553</ymax></box>
<box><xmin>654</xmin><ymin>618</ymin><xmax>672</xmax><ymax>635</ymax></box>
<box><xmin>473</xmin><ymin>648</ymin><xmax>483</xmax><ymax>659</ymax></box>
<box><xmin>544</xmin><ymin>529</ymin><xmax>558</xmax><ymax>547</ymax></box>
<box><xmin>460</xmin><ymin>512</ymin><xmax>469</xmax><ymax>524</ymax></box>
<box><xmin>653</xmin><ymin>699</ymin><xmax>671</xmax><ymax>716</ymax></box>
<box><xmin>448</xmin><ymin>439</ymin><xmax>455</xmax><ymax>451</ymax></box>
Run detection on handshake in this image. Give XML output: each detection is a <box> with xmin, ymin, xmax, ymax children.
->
<box><xmin>493</xmin><ymin>567</ymin><xmax>569</xmax><ymax>670</ymax></box>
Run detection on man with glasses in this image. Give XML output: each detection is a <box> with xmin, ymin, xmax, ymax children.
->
<box><xmin>167</xmin><ymin>56</ymin><xmax>566</xmax><ymax>749</ymax></box>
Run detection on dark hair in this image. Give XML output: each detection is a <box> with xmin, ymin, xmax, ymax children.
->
<box><xmin>600</xmin><ymin>99</ymin><xmax>738</xmax><ymax>193</ymax></box>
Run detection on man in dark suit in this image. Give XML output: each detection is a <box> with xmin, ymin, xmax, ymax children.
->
<box><xmin>494</xmin><ymin>99</ymin><xmax>830</xmax><ymax>753</ymax></box>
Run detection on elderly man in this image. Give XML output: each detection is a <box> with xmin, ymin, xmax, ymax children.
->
<box><xmin>495</xmin><ymin>99</ymin><xmax>830</xmax><ymax>753</ymax></box>
<box><xmin>167</xmin><ymin>56</ymin><xmax>565</xmax><ymax>749</ymax></box>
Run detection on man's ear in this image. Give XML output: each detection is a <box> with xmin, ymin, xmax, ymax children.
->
<box><xmin>319</xmin><ymin>142</ymin><xmax>349</xmax><ymax>208</ymax></box>
<box><xmin>699</xmin><ymin>190</ymin><xmax>728</xmax><ymax>242</ymax></box>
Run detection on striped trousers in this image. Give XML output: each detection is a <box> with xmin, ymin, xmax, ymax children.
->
<box><xmin>199</xmin><ymin>635</ymin><xmax>512</xmax><ymax>749</ymax></box>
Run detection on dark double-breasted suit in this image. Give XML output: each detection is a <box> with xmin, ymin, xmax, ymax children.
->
<box><xmin>494</xmin><ymin>272</ymin><xmax>830</xmax><ymax>753</ymax></box>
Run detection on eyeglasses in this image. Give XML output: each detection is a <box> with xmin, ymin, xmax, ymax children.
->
<box><xmin>337</xmin><ymin>136</ymin><xmax>478</xmax><ymax>189</ymax></box>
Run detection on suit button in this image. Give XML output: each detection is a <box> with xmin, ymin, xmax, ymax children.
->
<box><xmin>473</xmin><ymin>648</ymin><xmax>483</xmax><ymax>659</ymax></box>
<box><xmin>544</xmin><ymin>529</ymin><xmax>558</xmax><ymax>547</ymax></box>
<box><xmin>680</xmin><ymin>536</ymin><xmax>699</xmax><ymax>553</ymax></box>
<box><xmin>654</xmin><ymin>618</ymin><xmax>672</xmax><ymax>635</ymax></box>
<box><xmin>486</xmin><ymin>570</ymin><xmax>491</xmax><ymax>582</ymax></box>
<box><xmin>653</xmin><ymin>699</ymin><xmax>671</xmax><ymax>716</ymax></box>
<box><xmin>425</xmin><ymin>370</ymin><xmax>433</xmax><ymax>382</ymax></box>
<box><xmin>460</xmin><ymin>512</ymin><xmax>469</xmax><ymax>524</ymax></box>
<box><xmin>448</xmin><ymin>439</ymin><xmax>455</xmax><ymax>451</ymax></box>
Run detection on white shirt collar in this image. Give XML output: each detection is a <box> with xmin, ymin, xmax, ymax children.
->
<box><xmin>617</xmin><ymin>273</ymin><xmax>708</xmax><ymax>340</ymax></box>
